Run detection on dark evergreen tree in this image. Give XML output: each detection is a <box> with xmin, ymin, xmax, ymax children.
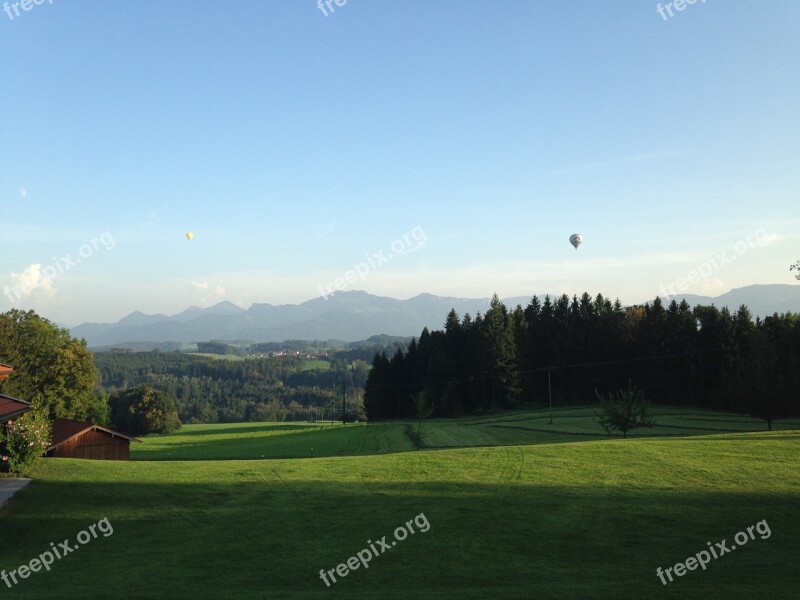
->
<box><xmin>483</xmin><ymin>294</ymin><xmax>521</xmax><ymax>409</ymax></box>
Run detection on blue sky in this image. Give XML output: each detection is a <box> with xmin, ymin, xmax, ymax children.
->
<box><xmin>1</xmin><ymin>1</ymin><xmax>798</xmax><ymax>325</ymax></box>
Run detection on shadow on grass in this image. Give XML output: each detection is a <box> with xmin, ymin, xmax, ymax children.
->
<box><xmin>133</xmin><ymin>420</ymin><xmax>800</xmax><ymax>462</ymax></box>
<box><xmin>134</xmin><ymin>425</ymin><xmax>383</xmax><ymax>461</ymax></box>
<box><xmin>152</xmin><ymin>424</ymin><xmax>317</xmax><ymax>438</ymax></box>
<box><xmin>0</xmin><ymin>474</ymin><xmax>798</xmax><ymax>600</ymax></box>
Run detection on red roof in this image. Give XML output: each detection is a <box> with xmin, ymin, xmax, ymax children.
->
<box><xmin>0</xmin><ymin>393</ymin><xmax>31</xmax><ymax>423</ymax></box>
<box><xmin>0</xmin><ymin>363</ymin><xmax>13</xmax><ymax>381</ymax></box>
<box><xmin>48</xmin><ymin>418</ymin><xmax>141</xmax><ymax>451</ymax></box>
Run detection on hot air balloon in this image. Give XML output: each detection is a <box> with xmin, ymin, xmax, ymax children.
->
<box><xmin>569</xmin><ymin>233</ymin><xmax>583</xmax><ymax>250</ymax></box>
<box><xmin>185</xmin><ymin>232</ymin><xmax>194</xmax><ymax>241</ymax></box>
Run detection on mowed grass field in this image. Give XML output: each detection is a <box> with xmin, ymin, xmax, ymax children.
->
<box><xmin>0</xmin><ymin>408</ymin><xmax>798</xmax><ymax>599</ymax></box>
<box><xmin>132</xmin><ymin>406</ymin><xmax>800</xmax><ymax>461</ymax></box>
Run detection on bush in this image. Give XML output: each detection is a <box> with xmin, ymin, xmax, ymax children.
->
<box><xmin>0</xmin><ymin>412</ymin><xmax>51</xmax><ymax>474</ymax></box>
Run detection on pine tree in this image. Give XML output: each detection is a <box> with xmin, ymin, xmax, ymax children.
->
<box><xmin>483</xmin><ymin>294</ymin><xmax>521</xmax><ymax>409</ymax></box>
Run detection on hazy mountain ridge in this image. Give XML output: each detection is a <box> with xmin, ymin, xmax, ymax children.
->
<box><xmin>663</xmin><ymin>284</ymin><xmax>800</xmax><ymax>319</ymax></box>
<box><xmin>70</xmin><ymin>285</ymin><xmax>800</xmax><ymax>348</ymax></box>
<box><xmin>72</xmin><ymin>291</ymin><xmax>499</xmax><ymax>347</ymax></box>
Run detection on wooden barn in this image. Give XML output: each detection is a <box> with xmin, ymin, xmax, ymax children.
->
<box><xmin>47</xmin><ymin>419</ymin><xmax>141</xmax><ymax>461</ymax></box>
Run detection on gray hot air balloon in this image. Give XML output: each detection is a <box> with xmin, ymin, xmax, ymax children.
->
<box><xmin>569</xmin><ymin>233</ymin><xmax>583</xmax><ymax>250</ymax></box>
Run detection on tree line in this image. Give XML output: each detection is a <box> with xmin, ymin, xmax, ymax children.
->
<box><xmin>364</xmin><ymin>293</ymin><xmax>800</xmax><ymax>428</ymax></box>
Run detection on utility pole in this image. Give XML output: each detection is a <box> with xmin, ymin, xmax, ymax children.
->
<box><xmin>342</xmin><ymin>379</ymin><xmax>346</xmax><ymax>425</ymax></box>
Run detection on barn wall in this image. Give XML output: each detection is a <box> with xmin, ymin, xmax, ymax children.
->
<box><xmin>51</xmin><ymin>430</ymin><xmax>131</xmax><ymax>460</ymax></box>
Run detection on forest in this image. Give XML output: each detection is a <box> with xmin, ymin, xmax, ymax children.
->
<box><xmin>364</xmin><ymin>293</ymin><xmax>800</xmax><ymax>428</ymax></box>
<box><xmin>94</xmin><ymin>350</ymin><xmax>372</xmax><ymax>423</ymax></box>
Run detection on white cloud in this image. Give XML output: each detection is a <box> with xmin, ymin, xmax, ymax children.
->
<box><xmin>699</xmin><ymin>278</ymin><xmax>727</xmax><ymax>295</ymax></box>
<box><xmin>553</xmin><ymin>149</ymin><xmax>689</xmax><ymax>175</ymax></box>
<box><xmin>4</xmin><ymin>264</ymin><xmax>57</xmax><ymax>303</ymax></box>
<box><xmin>758</xmin><ymin>232</ymin><xmax>783</xmax><ymax>246</ymax></box>
<box><xmin>188</xmin><ymin>280</ymin><xmax>227</xmax><ymax>307</ymax></box>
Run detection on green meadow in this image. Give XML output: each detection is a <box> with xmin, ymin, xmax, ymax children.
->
<box><xmin>187</xmin><ymin>353</ymin><xmax>247</xmax><ymax>361</ymax></box>
<box><xmin>303</xmin><ymin>359</ymin><xmax>331</xmax><ymax>371</ymax></box>
<box><xmin>132</xmin><ymin>406</ymin><xmax>800</xmax><ymax>461</ymax></box>
<box><xmin>1</xmin><ymin>408</ymin><xmax>798</xmax><ymax>599</ymax></box>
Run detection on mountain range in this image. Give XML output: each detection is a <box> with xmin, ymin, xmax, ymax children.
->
<box><xmin>70</xmin><ymin>285</ymin><xmax>800</xmax><ymax>349</ymax></box>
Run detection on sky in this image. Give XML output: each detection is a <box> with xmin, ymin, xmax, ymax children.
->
<box><xmin>1</xmin><ymin>0</ymin><xmax>798</xmax><ymax>326</ymax></box>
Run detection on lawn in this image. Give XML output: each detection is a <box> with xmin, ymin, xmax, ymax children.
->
<box><xmin>303</xmin><ymin>359</ymin><xmax>331</xmax><ymax>371</ymax></box>
<box><xmin>134</xmin><ymin>421</ymin><xmax>413</xmax><ymax>461</ymax></box>
<box><xmin>0</xmin><ymin>409</ymin><xmax>798</xmax><ymax>599</ymax></box>
<box><xmin>133</xmin><ymin>406</ymin><xmax>800</xmax><ymax>461</ymax></box>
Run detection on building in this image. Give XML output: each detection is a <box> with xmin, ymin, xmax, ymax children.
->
<box><xmin>0</xmin><ymin>363</ymin><xmax>13</xmax><ymax>382</ymax></box>
<box><xmin>47</xmin><ymin>419</ymin><xmax>141</xmax><ymax>461</ymax></box>
<box><xmin>0</xmin><ymin>394</ymin><xmax>31</xmax><ymax>425</ymax></box>
<box><xmin>0</xmin><ymin>364</ymin><xmax>30</xmax><ymax>424</ymax></box>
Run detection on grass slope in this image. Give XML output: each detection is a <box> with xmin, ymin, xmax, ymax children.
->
<box><xmin>135</xmin><ymin>422</ymin><xmax>415</xmax><ymax>461</ymax></box>
<box><xmin>0</xmin><ymin>411</ymin><xmax>798</xmax><ymax>599</ymax></box>
<box><xmin>134</xmin><ymin>406</ymin><xmax>800</xmax><ymax>461</ymax></box>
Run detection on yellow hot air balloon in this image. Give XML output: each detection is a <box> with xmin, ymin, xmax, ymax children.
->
<box><xmin>185</xmin><ymin>232</ymin><xmax>194</xmax><ymax>241</ymax></box>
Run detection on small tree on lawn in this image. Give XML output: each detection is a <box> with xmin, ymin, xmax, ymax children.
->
<box><xmin>413</xmin><ymin>390</ymin><xmax>434</xmax><ymax>450</ymax></box>
<box><xmin>0</xmin><ymin>411</ymin><xmax>52</xmax><ymax>474</ymax></box>
<box><xmin>595</xmin><ymin>380</ymin><xmax>654</xmax><ymax>439</ymax></box>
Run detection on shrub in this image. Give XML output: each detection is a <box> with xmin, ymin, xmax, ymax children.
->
<box><xmin>0</xmin><ymin>412</ymin><xmax>52</xmax><ymax>474</ymax></box>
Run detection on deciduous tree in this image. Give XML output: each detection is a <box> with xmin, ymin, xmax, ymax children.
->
<box><xmin>595</xmin><ymin>380</ymin><xmax>653</xmax><ymax>439</ymax></box>
<box><xmin>109</xmin><ymin>385</ymin><xmax>181</xmax><ymax>435</ymax></box>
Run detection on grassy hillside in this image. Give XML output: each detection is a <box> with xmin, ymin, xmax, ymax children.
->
<box><xmin>133</xmin><ymin>406</ymin><xmax>800</xmax><ymax>461</ymax></box>
<box><xmin>1</xmin><ymin>411</ymin><xmax>798</xmax><ymax>599</ymax></box>
<box><xmin>135</xmin><ymin>421</ymin><xmax>413</xmax><ymax>461</ymax></box>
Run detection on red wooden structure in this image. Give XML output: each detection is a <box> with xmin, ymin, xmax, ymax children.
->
<box><xmin>0</xmin><ymin>394</ymin><xmax>31</xmax><ymax>425</ymax></box>
<box><xmin>47</xmin><ymin>419</ymin><xmax>141</xmax><ymax>461</ymax></box>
